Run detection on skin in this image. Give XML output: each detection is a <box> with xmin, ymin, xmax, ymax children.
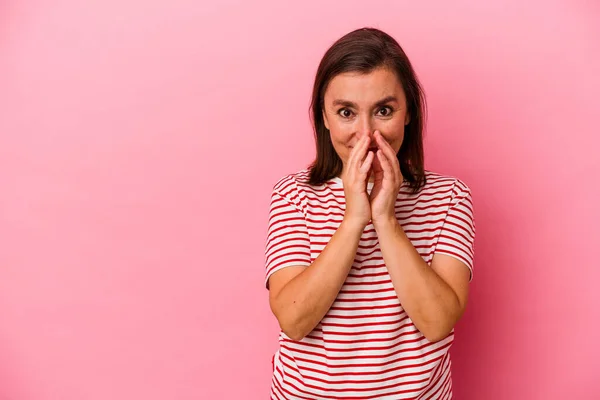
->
<box><xmin>268</xmin><ymin>67</ymin><xmax>471</xmax><ymax>342</ymax></box>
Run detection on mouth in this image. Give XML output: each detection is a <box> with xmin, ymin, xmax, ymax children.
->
<box><xmin>349</xmin><ymin>146</ymin><xmax>378</xmax><ymax>151</ymax></box>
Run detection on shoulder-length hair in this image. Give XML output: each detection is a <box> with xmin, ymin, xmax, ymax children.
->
<box><xmin>308</xmin><ymin>27</ymin><xmax>427</xmax><ymax>193</ymax></box>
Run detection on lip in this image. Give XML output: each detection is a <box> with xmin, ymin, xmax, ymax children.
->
<box><xmin>348</xmin><ymin>146</ymin><xmax>378</xmax><ymax>151</ymax></box>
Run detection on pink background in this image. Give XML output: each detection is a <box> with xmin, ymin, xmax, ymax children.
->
<box><xmin>1</xmin><ymin>1</ymin><xmax>599</xmax><ymax>399</ymax></box>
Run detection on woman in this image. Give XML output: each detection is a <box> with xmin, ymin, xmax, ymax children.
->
<box><xmin>264</xmin><ymin>27</ymin><xmax>475</xmax><ymax>399</ymax></box>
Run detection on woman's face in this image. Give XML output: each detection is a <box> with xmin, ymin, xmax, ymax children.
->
<box><xmin>322</xmin><ymin>67</ymin><xmax>410</xmax><ymax>170</ymax></box>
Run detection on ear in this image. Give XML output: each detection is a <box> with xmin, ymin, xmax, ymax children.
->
<box><xmin>322</xmin><ymin>110</ymin><xmax>330</xmax><ymax>130</ymax></box>
<box><xmin>404</xmin><ymin>112</ymin><xmax>411</xmax><ymax>126</ymax></box>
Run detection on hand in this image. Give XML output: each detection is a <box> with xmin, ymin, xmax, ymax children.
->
<box><xmin>341</xmin><ymin>135</ymin><xmax>375</xmax><ymax>229</ymax></box>
<box><xmin>369</xmin><ymin>131</ymin><xmax>404</xmax><ymax>227</ymax></box>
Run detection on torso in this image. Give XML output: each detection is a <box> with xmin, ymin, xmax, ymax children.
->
<box><xmin>267</xmin><ymin>169</ymin><xmax>473</xmax><ymax>399</ymax></box>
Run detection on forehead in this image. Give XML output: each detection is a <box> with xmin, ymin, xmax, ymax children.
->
<box><xmin>324</xmin><ymin>67</ymin><xmax>406</xmax><ymax>104</ymax></box>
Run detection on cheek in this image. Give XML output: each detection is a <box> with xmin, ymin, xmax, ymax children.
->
<box><xmin>328</xmin><ymin>129</ymin><xmax>352</xmax><ymax>161</ymax></box>
<box><xmin>382</xmin><ymin>122</ymin><xmax>405</xmax><ymax>143</ymax></box>
<box><xmin>329</xmin><ymin>121</ymin><xmax>353</xmax><ymax>136</ymax></box>
<box><xmin>329</xmin><ymin>125</ymin><xmax>352</xmax><ymax>146</ymax></box>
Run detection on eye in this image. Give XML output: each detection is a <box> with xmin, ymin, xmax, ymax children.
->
<box><xmin>377</xmin><ymin>106</ymin><xmax>394</xmax><ymax>117</ymax></box>
<box><xmin>337</xmin><ymin>108</ymin><xmax>354</xmax><ymax>118</ymax></box>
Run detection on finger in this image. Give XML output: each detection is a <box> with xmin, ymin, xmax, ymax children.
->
<box><xmin>349</xmin><ymin>135</ymin><xmax>371</xmax><ymax>170</ymax></box>
<box><xmin>359</xmin><ymin>150</ymin><xmax>375</xmax><ymax>175</ymax></box>
<box><xmin>377</xmin><ymin>149</ymin><xmax>394</xmax><ymax>181</ymax></box>
<box><xmin>347</xmin><ymin>136</ymin><xmax>364</xmax><ymax>169</ymax></box>
<box><xmin>375</xmin><ymin>131</ymin><xmax>400</xmax><ymax>179</ymax></box>
<box><xmin>374</xmin><ymin>131</ymin><xmax>397</xmax><ymax>163</ymax></box>
<box><xmin>361</xmin><ymin>152</ymin><xmax>375</xmax><ymax>189</ymax></box>
<box><xmin>344</xmin><ymin>138</ymin><xmax>362</xmax><ymax>176</ymax></box>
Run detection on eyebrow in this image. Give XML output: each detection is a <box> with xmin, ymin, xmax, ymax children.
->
<box><xmin>331</xmin><ymin>96</ymin><xmax>399</xmax><ymax>108</ymax></box>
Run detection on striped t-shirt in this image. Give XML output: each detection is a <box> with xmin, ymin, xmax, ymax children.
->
<box><xmin>265</xmin><ymin>169</ymin><xmax>475</xmax><ymax>399</ymax></box>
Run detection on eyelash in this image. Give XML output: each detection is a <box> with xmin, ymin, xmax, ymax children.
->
<box><xmin>337</xmin><ymin>106</ymin><xmax>394</xmax><ymax>118</ymax></box>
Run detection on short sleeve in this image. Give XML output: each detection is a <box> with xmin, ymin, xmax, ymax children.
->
<box><xmin>264</xmin><ymin>189</ymin><xmax>312</xmax><ymax>288</ymax></box>
<box><xmin>434</xmin><ymin>187</ymin><xmax>476</xmax><ymax>281</ymax></box>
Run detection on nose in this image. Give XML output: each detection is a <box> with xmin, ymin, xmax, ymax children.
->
<box><xmin>356</xmin><ymin>116</ymin><xmax>375</xmax><ymax>141</ymax></box>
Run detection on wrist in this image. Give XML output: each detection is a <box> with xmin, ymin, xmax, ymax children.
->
<box><xmin>340</xmin><ymin>217</ymin><xmax>367</xmax><ymax>235</ymax></box>
<box><xmin>372</xmin><ymin>215</ymin><xmax>399</xmax><ymax>231</ymax></box>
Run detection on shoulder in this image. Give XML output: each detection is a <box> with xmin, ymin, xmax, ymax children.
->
<box><xmin>271</xmin><ymin>168</ymin><xmax>312</xmax><ymax>203</ymax></box>
<box><xmin>419</xmin><ymin>170</ymin><xmax>472</xmax><ymax>203</ymax></box>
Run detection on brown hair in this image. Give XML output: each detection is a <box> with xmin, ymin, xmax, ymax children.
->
<box><xmin>308</xmin><ymin>27</ymin><xmax>427</xmax><ymax>193</ymax></box>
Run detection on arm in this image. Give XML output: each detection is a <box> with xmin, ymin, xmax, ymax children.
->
<box><xmin>268</xmin><ymin>219</ymin><xmax>364</xmax><ymax>341</ymax></box>
<box><xmin>267</xmin><ymin>136</ymin><xmax>375</xmax><ymax>340</ymax></box>
<box><xmin>374</xmin><ymin>218</ymin><xmax>471</xmax><ymax>342</ymax></box>
<box><xmin>369</xmin><ymin>131</ymin><xmax>474</xmax><ymax>342</ymax></box>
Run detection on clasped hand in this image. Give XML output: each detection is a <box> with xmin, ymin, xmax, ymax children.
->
<box><xmin>341</xmin><ymin>130</ymin><xmax>404</xmax><ymax>229</ymax></box>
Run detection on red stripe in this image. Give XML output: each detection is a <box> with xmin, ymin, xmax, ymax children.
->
<box><xmin>419</xmin><ymin>352</ymin><xmax>448</xmax><ymax>399</ymax></box>
<box><xmin>273</xmin><ymin>364</ymin><xmax>314</xmax><ymax>400</ymax></box>
<box><xmin>437</xmin><ymin>234</ymin><xmax>473</xmax><ymax>256</ymax></box>
<box><xmin>338</xmin><ymin>287</ymin><xmax>395</xmax><ymax>295</ymax></box>
<box><xmin>281</xmin><ymin>339</ymin><xmax>452</xmax><ymax>370</ymax></box>
<box><xmin>347</xmin><ymin>270</ymin><xmax>390</xmax><ymax>279</ymax></box>
<box><xmin>281</xmin><ymin>364</ymin><xmax>428</xmax><ymax>399</ymax></box>
<box><xmin>343</xmin><ymin>278</ymin><xmax>392</xmax><ymax>286</ymax></box>
<box><xmin>281</xmin><ymin>356</ymin><xmax>432</xmax><ymax>388</ymax></box>
<box><xmin>283</xmin><ymin>370</ymin><xmax>430</xmax><ymax>400</ymax></box>
<box><xmin>325</xmin><ymin>309</ymin><xmax>404</xmax><ymax>320</ymax></box>
<box><xmin>440</xmin><ymin>372</ymin><xmax>452</xmax><ymax>399</ymax></box>
<box><xmin>286</xmin><ymin>336</ymin><xmax>437</xmax><ymax>359</ymax></box>
<box><xmin>320</xmin><ymin>318</ymin><xmax>405</xmax><ymax>329</ymax></box>
<box><xmin>310</xmin><ymin>323</ymin><xmax>415</xmax><ymax>337</ymax></box>
<box><xmin>266</xmin><ymin>258</ymin><xmax>310</xmax><ymax>277</ymax></box>
<box><xmin>267</xmin><ymin>248</ymin><xmax>311</xmax><ymax>267</ymax></box>
<box><xmin>438</xmin><ymin>224</ymin><xmax>474</xmax><ymax>245</ymax></box>
<box><xmin>267</xmin><ymin>216</ymin><xmax>306</xmax><ymax>234</ymax></box>
<box><xmin>330</xmin><ymin>302</ymin><xmax>400</xmax><ymax>311</ymax></box>
<box><xmin>436</xmin><ymin>372</ymin><xmax>452</xmax><ymax>400</ymax></box>
<box><xmin>432</xmin><ymin>248</ymin><xmax>470</xmax><ymax>269</ymax></box>
<box><xmin>305</xmin><ymin>327</ymin><xmax>419</xmax><ymax>345</ymax></box>
<box><xmin>330</xmin><ymin>295</ymin><xmax>398</xmax><ymax>303</ymax></box>
<box><xmin>266</xmin><ymin>242</ymin><xmax>310</xmax><ymax>260</ymax></box>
